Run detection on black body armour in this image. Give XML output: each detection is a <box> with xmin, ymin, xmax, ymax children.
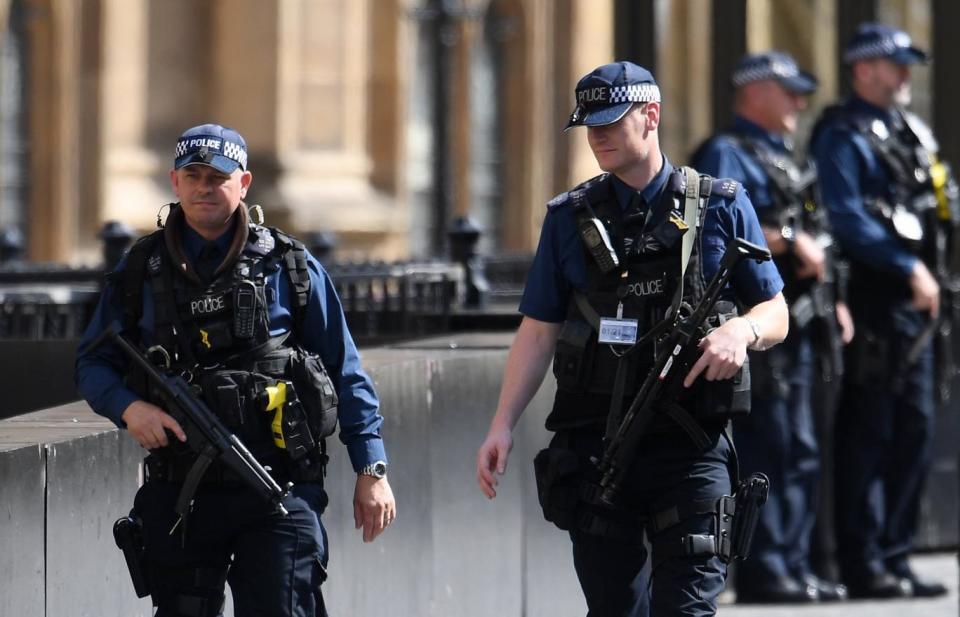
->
<box><xmin>547</xmin><ymin>170</ymin><xmax>750</xmax><ymax>434</ymax></box>
<box><xmin>814</xmin><ymin>105</ymin><xmax>960</xmax><ymax>298</ymax></box>
<box><xmin>724</xmin><ymin>134</ymin><xmax>833</xmax><ymax>306</ymax></box>
<box><xmin>115</xmin><ymin>208</ymin><xmax>338</xmax><ymax>483</ymax></box>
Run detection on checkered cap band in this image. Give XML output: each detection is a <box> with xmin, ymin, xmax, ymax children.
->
<box><xmin>731</xmin><ymin>58</ymin><xmax>799</xmax><ymax>87</ymax></box>
<box><xmin>843</xmin><ymin>31</ymin><xmax>914</xmax><ymax>63</ymax></box>
<box><xmin>174</xmin><ymin>136</ymin><xmax>248</xmax><ymax>170</ymax></box>
<box><xmin>576</xmin><ymin>83</ymin><xmax>661</xmax><ymax>107</ymax></box>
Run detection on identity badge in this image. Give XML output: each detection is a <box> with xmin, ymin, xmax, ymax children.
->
<box><xmin>598</xmin><ymin>317</ymin><xmax>639</xmax><ymax>345</ymax></box>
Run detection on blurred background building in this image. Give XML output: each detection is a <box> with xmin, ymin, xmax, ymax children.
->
<box><xmin>0</xmin><ymin>0</ymin><xmax>953</xmax><ymax>265</ymax></box>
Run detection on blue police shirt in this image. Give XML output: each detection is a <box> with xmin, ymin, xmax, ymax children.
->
<box><xmin>519</xmin><ymin>155</ymin><xmax>783</xmax><ymax>323</ymax></box>
<box><xmin>75</xmin><ymin>221</ymin><xmax>387</xmax><ymax>473</ymax></box>
<box><xmin>810</xmin><ymin>95</ymin><xmax>917</xmax><ymax>279</ymax></box>
<box><xmin>691</xmin><ymin>115</ymin><xmax>788</xmax><ymax>216</ymax></box>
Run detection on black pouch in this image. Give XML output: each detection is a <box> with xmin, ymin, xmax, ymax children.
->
<box><xmin>552</xmin><ymin>320</ymin><xmax>595</xmax><ymax>392</ymax></box>
<box><xmin>198</xmin><ymin>370</ymin><xmax>274</xmax><ymax>448</ymax></box>
<box><xmin>849</xmin><ymin>326</ymin><xmax>889</xmax><ymax>386</ymax></box>
<box><xmin>694</xmin><ymin>354</ymin><xmax>751</xmax><ymax>420</ymax></box>
<box><xmin>533</xmin><ymin>446</ymin><xmax>581</xmax><ymax>530</ymax></box>
<box><xmin>290</xmin><ymin>349</ymin><xmax>339</xmax><ymax>439</ymax></box>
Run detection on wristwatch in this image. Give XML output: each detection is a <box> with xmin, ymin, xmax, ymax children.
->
<box><xmin>780</xmin><ymin>224</ymin><xmax>797</xmax><ymax>250</ymax></box>
<box><xmin>359</xmin><ymin>460</ymin><xmax>387</xmax><ymax>479</ymax></box>
<box><xmin>744</xmin><ymin>317</ymin><xmax>762</xmax><ymax>349</ymax></box>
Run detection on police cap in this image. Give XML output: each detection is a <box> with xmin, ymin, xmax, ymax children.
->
<box><xmin>843</xmin><ymin>23</ymin><xmax>929</xmax><ymax>65</ymax></box>
<box><xmin>174</xmin><ymin>123</ymin><xmax>249</xmax><ymax>174</ymax></box>
<box><xmin>731</xmin><ymin>51</ymin><xmax>818</xmax><ymax>95</ymax></box>
<box><xmin>565</xmin><ymin>61</ymin><xmax>661</xmax><ymax>131</ymax></box>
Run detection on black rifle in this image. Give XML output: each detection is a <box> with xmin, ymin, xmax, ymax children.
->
<box><xmin>89</xmin><ymin>323</ymin><xmax>290</xmax><ymax>525</ymax></box>
<box><xmin>597</xmin><ymin>238</ymin><xmax>772</xmax><ymax>504</ymax></box>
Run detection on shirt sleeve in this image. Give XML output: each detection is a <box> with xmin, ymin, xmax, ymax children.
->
<box><xmin>813</xmin><ymin>126</ymin><xmax>917</xmax><ymax>279</ymax></box>
<box><xmin>74</xmin><ymin>264</ymin><xmax>142</xmax><ymax>428</ymax></box>
<box><xmin>518</xmin><ymin>207</ymin><xmax>575</xmax><ymax>323</ymax></box>
<box><xmin>295</xmin><ymin>255</ymin><xmax>387</xmax><ymax>472</ymax></box>
<box><xmin>700</xmin><ymin>188</ymin><xmax>785</xmax><ymax>307</ymax></box>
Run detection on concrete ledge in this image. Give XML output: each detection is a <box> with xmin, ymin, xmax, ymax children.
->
<box><xmin>0</xmin><ymin>332</ymin><xmax>586</xmax><ymax>617</ymax></box>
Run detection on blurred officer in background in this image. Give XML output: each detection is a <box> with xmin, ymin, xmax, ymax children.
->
<box><xmin>810</xmin><ymin>24</ymin><xmax>955</xmax><ymax>599</ymax></box>
<box><xmin>692</xmin><ymin>51</ymin><xmax>851</xmax><ymax>604</ymax></box>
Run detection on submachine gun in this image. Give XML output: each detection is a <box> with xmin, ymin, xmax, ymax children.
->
<box><xmin>596</xmin><ymin>237</ymin><xmax>771</xmax><ymax>506</ymax></box>
<box><xmin>592</xmin><ymin>238</ymin><xmax>772</xmax><ymax>561</ymax></box>
<box><xmin>88</xmin><ymin>323</ymin><xmax>291</xmax><ymax>519</ymax></box>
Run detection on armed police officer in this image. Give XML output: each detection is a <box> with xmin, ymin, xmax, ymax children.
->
<box><xmin>475</xmin><ymin>62</ymin><xmax>788</xmax><ymax>617</ymax></box>
<box><xmin>810</xmin><ymin>24</ymin><xmax>955</xmax><ymax>599</ymax></box>
<box><xmin>75</xmin><ymin>123</ymin><xmax>396</xmax><ymax>616</ymax></box>
<box><xmin>691</xmin><ymin>51</ymin><xmax>851</xmax><ymax>604</ymax></box>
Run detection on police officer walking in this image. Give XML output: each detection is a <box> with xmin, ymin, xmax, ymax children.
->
<box><xmin>810</xmin><ymin>24</ymin><xmax>951</xmax><ymax>599</ymax></box>
<box><xmin>475</xmin><ymin>62</ymin><xmax>788</xmax><ymax>616</ymax></box>
<box><xmin>76</xmin><ymin>123</ymin><xmax>396</xmax><ymax>616</ymax></box>
<box><xmin>692</xmin><ymin>51</ymin><xmax>851</xmax><ymax>604</ymax></box>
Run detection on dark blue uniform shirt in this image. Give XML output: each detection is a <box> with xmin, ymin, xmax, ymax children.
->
<box><xmin>810</xmin><ymin>95</ymin><xmax>917</xmax><ymax>279</ymax></box>
<box><xmin>75</xmin><ymin>222</ymin><xmax>387</xmax><ymax>472</ymax></box>
<box><xmin>519</xmin><ymin>155</ymin><xmax>783</xmax><ymax>322</ymax></box>
<box><xmin>692</xmin><ymin>115</ymin><xmax>788</xmax><ymax>215</ymax></box>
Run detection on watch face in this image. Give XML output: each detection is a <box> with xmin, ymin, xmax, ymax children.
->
<box><xmin>374</xmin><ymin>462</ymin><xmax>387</xmax><ymax>477</ymax></box>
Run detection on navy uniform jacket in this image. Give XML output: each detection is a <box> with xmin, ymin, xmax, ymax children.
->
<box><xmin>810</xmin><ymin>95</ymin><xmax>918</xmax><ymax>281</ymax></box>
<box><xmin>520</xmin><ymin>156</ymin><xmax>783</xmax><ymax>322</ymax></box>
<box><xmin>692</xmin><ymin>115</ymin><xmax>789</xmax><ymax>221</ymax></box>
<box><xmin>75</xmin><ymin>221</ymin><xmax>387</xmax><ymax>472</ymax></box>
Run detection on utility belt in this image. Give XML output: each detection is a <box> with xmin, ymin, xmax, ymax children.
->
<box><xmin>143</xmin><ymin>450</ymin><xmax>326</xmax><ymax>487</ymax></box>
<box><xmin>532</xmin><ymin>433</ymin><xmax>768</xmax><ymax>566</ymax></box>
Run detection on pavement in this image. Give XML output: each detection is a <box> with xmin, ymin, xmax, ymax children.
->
<box><xmin>720</xmin><ymin>552</ymin><xmax>959</xmax><ymax>616</ymax></box>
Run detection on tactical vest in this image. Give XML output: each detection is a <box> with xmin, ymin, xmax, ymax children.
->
<box><xmin>547</xmin><ymin>170</ymin><xmax>750</xmax><ymax>433</ymax></box>
<box><xmin>113</xmin><ymin>207</ymin><xmax>337</xmax><ymax>482</ymax></box>
<box><xmin>814</xmin><ymin>104</ymin><xmax>960</xmax><ymax>295</ymax></box>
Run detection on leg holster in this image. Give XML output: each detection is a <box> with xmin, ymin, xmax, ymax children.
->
<box><xmin>647</xmin><ymin>472</ymin><xmax>769</xmax><ymax>569</ymax></box>
<box><xmin>647</xmin><ymin>497</ymin><xmax>736</xmax><ymax>569</ymax></box>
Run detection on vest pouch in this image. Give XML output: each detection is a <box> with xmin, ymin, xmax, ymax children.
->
<box><xmin>746</xmin><ymin>347</ymin><xmax>789</xmax><ymax>400</ymax></box>
<box><xmin>533</xmin><ymin>445</ymin><xmax>581</xmax><ymax>531</ymax></box>
<box><xmin>848</xmin><ymin>326</ymin><xmax>889</xmax><ymax>386</ymax></box>
<box><xmin>695</xmin><ymin>354</ymin><xmax>752</xmax><ymax>419</ymax></box>
<box><xmin>553</xmin><ymin>320</ymin><xmax>595</xmax><ymax>392</ymax></box>
<box><xmin>289</xmin><ymin>349</ymin><xmax>339</xmax><ymax>439</ymax></box>
<box><xmin>198</xmin><ymin>370</ymin><xmax>272</xmax><ymax>447</ymax></box>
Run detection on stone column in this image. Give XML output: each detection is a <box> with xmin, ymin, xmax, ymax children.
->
<box><xmin>99</xmin><ymin>0</ymin><xmax>168</xmax><ymax>233</ymax></box>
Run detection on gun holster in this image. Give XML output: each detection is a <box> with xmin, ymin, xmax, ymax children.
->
<box><xmin>113</xmin><ymin>514</ymin><xmax>151</xmax><ymax>598</ymax></box>
<box><xmin>730</xmin><ymin>472</ymin><xmax>769</xmax><ymax>561</ymax></box>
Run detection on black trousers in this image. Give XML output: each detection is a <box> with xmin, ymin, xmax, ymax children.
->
<box><xmin>558</xmin><ymin>427</ymin><xmax>733</xmax><ymax>617</ymax></box>
<box><xmin>134</xmin><ymin>481</ymin><xmax>329</xmax><ymax>617</ymax></box>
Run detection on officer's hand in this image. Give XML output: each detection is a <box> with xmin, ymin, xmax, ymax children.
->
<box><xmin>792</xmin><ymin>231</ymin><xmax>826</xmax><ymax>282</ymax></box>
<box><xmin>836</xmin><ymin>301</ymin><xmax>855</xmax><ymax>344</ymax></box>
<box><xmin>353</xmin><ymin>475</ymin><xmax>396</xmax><ymax>543</ymax></box>
<box><xmin>121</xmin><ymin>400</ymin><xmax>187</xmax><ymax>450</ymax></box>
<box><xmin>476</xmin><ymin>427</ymin><xmax>513</xmax><ymax>499</ymax></box>
<box><xmin>909</xmin><ymin>260</ymin><xmax>940</xmax><ymax>318</ymax></box>
<box><xmin>683</xmin><ymin>319</ymin><xmax>750</xmax><ymax>388</ymax></box>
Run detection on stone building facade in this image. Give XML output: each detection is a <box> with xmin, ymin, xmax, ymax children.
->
<box><xmin>0</xmin><ymin>0</ymin><xmax>945</xmax><ymax>265</ymax></box>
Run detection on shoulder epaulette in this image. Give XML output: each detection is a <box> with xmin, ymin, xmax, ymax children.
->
<box><xmin>546</xmin><ymin>191</ymin><xmax>570</xmax><ymax>211</ymax></box>
<box><xmin>707</xmin><ymin>177</ymin><xmax>740</xmax><ymax>199</ymax></box>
